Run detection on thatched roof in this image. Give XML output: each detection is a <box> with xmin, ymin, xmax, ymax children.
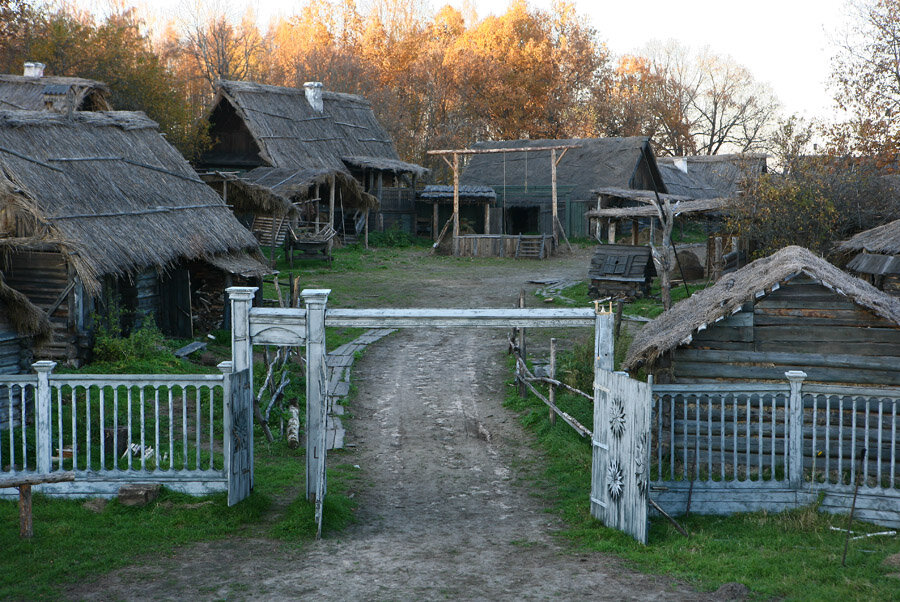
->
<box><xmin>847</xmin><ymin>252</ymin><xmax>900</xmax><ymax>276</ymax></box>
<box><xmin>656</xmin><ymin>154</ymin><xmax>766</xmax><ymax>197</ymax></box>
<box><xmin>0</xmin><ymin>74</ymin><xmax>110</xmax><ymax>112</ymax></box>
<box><xmin>839</xmin><ymin>218</ymin><xmax>900</xmax><ymax>255</ymax></box>
<box><xmin>459</xmin><ymin>137</ymin><xmax>664</xmax><ymax>205</ymax></box>
<box><xmin>217</xmin><ymin>167</ymin><xmax>378</xmax><ymax>215</ymax></box>
<box><xmin>586</xmin><ymin>192</ymin><xmax>732</xmax><ymax>218</ymax></box>
<box><xmin>0</xmin><ymin>110</ymin><xmax>263</xmax><ymax>293</ymax></box>
<box><xmin>656</xmin><ymin>161</ymin><xmax>722</xmax><ymax>199</ymax></box>
<box><xmin>206</xmin><ymin>80</ymin><xmax>426</xmax><ymax>176</ymax></box>
<box><xmin>0</xmin><ymin>274</ymin><xmax>51</xmax><ymax>347</ymax></box>
<box><xmin>624</xmin><ymin>246</ymin><xmax>900</xmax><ymax>371</ymax></box>
<box><xmin>419</xmin><ymin>185</ymin><xmax>496</xmax><ymax>202</ymax></box>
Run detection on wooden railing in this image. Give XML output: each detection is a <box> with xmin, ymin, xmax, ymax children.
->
<box><xmin>651</xmin><ymin>374</ymin><xmax>900</xmax><ymax>528</ymax></box>
<box><xmin>0</xmin><ymin>361</ymin><xmax>235</xmax><ymax>498</ymax></box>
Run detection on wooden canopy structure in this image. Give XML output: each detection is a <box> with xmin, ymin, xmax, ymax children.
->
<box><xmin>426</xmin><ymin>145</ymin><xmax>580</xmax><ymax>256</ymax></box>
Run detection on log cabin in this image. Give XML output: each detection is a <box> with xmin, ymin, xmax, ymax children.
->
<box><xmin>0</xmin><ymin>110</ymin><xmax>266</xmax><ymax>363</ymax></box>
<box><xmin>624</xmin><ymin>246</ymin><xmax>900</xmax><ymax>386</ymax></box>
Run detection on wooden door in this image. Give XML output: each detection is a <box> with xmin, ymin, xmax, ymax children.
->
<box><xmin>591</xmin><ymin>369</ymin><xmax>652</xmax><ymax>544</ymax></box>
<box><xmin>158</xmin><ymin>268</ymin><xmax>192</xmax><ymax>338</ymax></box>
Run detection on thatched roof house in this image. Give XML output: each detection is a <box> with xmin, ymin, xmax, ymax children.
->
<box><xmin>656</xmin><ymin>160</ymin><xmax>722</xmax><ymax>199</ymax></box>
<box><xmin>198</xmin><ymin>80</ymin><xmax>426</xmax><ymax>241</ymax></box>
<box><xmin>624</xmin><ymin>246</ymin><xmax>900</xmax><ymax>385</ymax></box>
<box><xmin>0</xmin><ymin>110</ymin><xmax>265</xmax><ymax>359</ymax></box>
<box><xmin>459</xmin><ymin>137</ymin><xmax>664</xmax><ymax>236</ymax></box>
<box><xmin>839</xmin><ymin>219</ymin><xmax>900</xmax><ymax>296</ymax></box>
<box><xmin>0</xmin><ymin>70</ymin><xmax>110</xmax><ymax>112</ymax></box>
<box><xmin>656</xmin><ymin>154</ymin><xmax>767</xmax><ymax>197</ymax></box>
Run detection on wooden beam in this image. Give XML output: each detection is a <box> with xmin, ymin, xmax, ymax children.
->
<box><xmin>427</xmin><ymin>144</ymin><xmax>582</xmax><ymax>156</ymax></box>
<box><xmin>452</xmin><ymin>152</ymin><xmax>460</xmax><ymax>257</ymax></box>
<box><xmin>328</xmin><ymin>174</ymin><xmax>335</xmax><ymax>254</ymax></box>
<box><xmin>483</xmin><ymin>202</ymin><xmax>490</xmax><ymax>234</ymax></box>
<box><xmin>432</xmin><ymin>202</ymin><xmax>439</xmax><ymax>241</ymax></box>
<box><xmin>551</xmin><ymin>148</ymin><xmax>559</xmax><ymax>247</ymax></box>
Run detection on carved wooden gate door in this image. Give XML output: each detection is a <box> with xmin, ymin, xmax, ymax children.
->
<box><xmin>590</xmin><ymin>369</ymin><xmax>652</xmax><ymax>544</ymax></box>
<box><xmin>227</xmin><ymin>368</ymin><xmax>252</xmax><ymax>506</ymax></box>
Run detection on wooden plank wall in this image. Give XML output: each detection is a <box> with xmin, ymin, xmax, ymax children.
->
<box><xmin>671</xmin><ymin>278</ymin><xmax>900</xmax><ymax>385</ymax></box>
<box><xmin>5</xmin><ymin>251</ymin><xmax>73</xmax><ymax>361</ymax></box>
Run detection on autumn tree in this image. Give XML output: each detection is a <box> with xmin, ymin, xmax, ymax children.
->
<box><xmin>830</xmin><ymin>0</ymin><xmax>900</xmax><ymax>163</ymax></box>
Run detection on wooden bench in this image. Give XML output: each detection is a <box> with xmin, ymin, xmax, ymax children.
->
<box><xmin>0</xmin><ymin>472</ymin><xmax>75</xmax><ymax>538</ymax></box>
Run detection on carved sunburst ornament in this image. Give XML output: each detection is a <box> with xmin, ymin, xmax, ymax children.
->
<box><xmin>607</xmin><ymin>459</ymin><xmax>624</xmax><ymax>501</ymax></box>
<box><xmin>634</xmin><ymin>432</ymin><xmax>648</xmax><ymax>497</ymax></box>
<box><xmin>609</xmin><ymin>397</ymin><xmax>626</xmax><ymax>439</ymax></box>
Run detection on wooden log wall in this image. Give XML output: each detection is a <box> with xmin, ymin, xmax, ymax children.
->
<box><xmin>5</xmin><ymin>251</ymin><xmax>74</xmax><ymax>362</ymax></box>
<box><xmin>669</xmin><ymin>278</ymin><xmax>900</xmax><ymax>386</ymax></box>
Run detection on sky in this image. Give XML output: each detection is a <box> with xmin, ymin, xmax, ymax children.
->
<box><xmin>128</xmin><ymin>0</ymin><xmax>852</xmax><ymax>122</ymax></box>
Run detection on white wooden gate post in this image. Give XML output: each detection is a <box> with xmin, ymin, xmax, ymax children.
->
<box><xmin>32</xmin><ymin>360</ymin><xmax>56</xmax><ymax>473</ymax></box>
<box><xmin>590</xmin><ymin>308</ymin><xmax>614</xmax><ymax>520</ymax></box>
<box><xmin>594</xmin><ymin>308</ymin><xmax>614</xmax><ymax>372</ymax></box>
<box><xmin>219</xmin><ymin>360</ymin><xmax>234</xmax><ymax>488</ymax></box>
<box><xmin>302</xmin><ymin>289</ymin><xmax>330</xmax><ymax>502</ymax></box>
<box><xmin>227</xmin><ymin>286</ymin><xmax>257</xmax><ymax>487</ymax></box>
<box><xmin>786</xmin><ymin>370</ymin><xmax>807</xmax><ymax>488</ymax></box>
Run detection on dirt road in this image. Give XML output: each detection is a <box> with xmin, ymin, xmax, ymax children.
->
<box><xmin>70</xmin><ymin>250</ymin><xmax>709</xmax><ymax>600</ymax></box>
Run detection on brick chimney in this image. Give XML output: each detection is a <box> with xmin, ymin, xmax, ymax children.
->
<box><xmin>304</xmin><ymin>82</ymin><xmax>324</xmax><ymax>112</ymax></box>
<box><xmin>23</xmin><ymin>62</ymin><xmax>45</xmax><ymax>78</ymax></box>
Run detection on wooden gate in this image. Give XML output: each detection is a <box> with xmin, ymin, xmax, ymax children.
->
<box><xmin>227</xmin><ymin>368</ymin><xmax>253</xmax><ymax>506</ymax></box>
<box><xmin>227</xmin><ymin>286</ymin><xmax>616</xmax><ymax>536</ymax></box>
<box><xmin>591</xmin><ymin>369</ymin><xmax>652</xmax><ymax>544</ymax></box>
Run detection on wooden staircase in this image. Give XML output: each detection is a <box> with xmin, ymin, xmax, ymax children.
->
<box><xmin>514</xmin><ymin>235</ymin><xmax>548</xmax><ymax>259</ymax></box>
<box><xmin>251</xmin><ymin>215</ymin><xmax>289</xmax><ymax>247</ymax></box>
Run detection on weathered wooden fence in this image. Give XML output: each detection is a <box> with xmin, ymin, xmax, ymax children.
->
<box><xmin>0</xmin><ymin>360</ymin><xmax>250</xmax><ymax>504</ymax></box>
<box><xmin>650</xmin><ymin>373</ymin><xmax>900</xmax><ymax>528</ymax></box>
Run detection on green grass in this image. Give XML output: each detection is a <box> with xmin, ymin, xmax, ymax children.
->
<box><xmin>504</xmin><ymin>353</ymin><xmax>900</xmax><ymax>600</ymax></box>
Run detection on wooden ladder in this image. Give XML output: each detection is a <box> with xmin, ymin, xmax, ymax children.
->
<box><xmin>515</xmin><ymin>235</ymin><xmax>545</xmax><ymax>260</ymax></box>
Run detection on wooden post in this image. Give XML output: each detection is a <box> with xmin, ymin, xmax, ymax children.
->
<box><xmin>364</xmin><ymin>210</ymin><xmax>369</xmax><ymax>249</ymax></box>
<box><xmin>32</xmin><ymin>360</ymin><xmax>56</xmax><ymax>474</ymax></box>
<box><xmin>483</xmin><ymin>202</ymin><xmax>490</xmax><ymax>234</ymax></box>
<box><xmin>786</xmin><ymin>371</ymin><xmax>807</xmax><ymax>488</ymax></box>
<box><xmin>614</xmin><ymin>299</ymin><xmax>624</xmax><ymax>340</ymax></box>
<box><xmin>432</xmin><ymin>202</ymin><xmax>439</xmax><ymax>241</ymax></box>
<box><xmin>595</xmin><ymin>307</ymin><xmax>614</xmax><ymax>372</ymax></box>
<box><xmin>452</xmin><ymin>153</ymin><xmax>460</xmax><ymax>256</ymax></box>
<box><xmin>551</xmin><ymin>148</ymin><xmax>559</xmax><ymax>246</ymax></box>
<box><xmin>328</xmin><ymin>174</ymin><xmax>336</xmax><ymax>254</ymax></box>
<box><xmin>713</xmin><ymin>236</ymin><xmax>724</xmax><ymax>281</ymax></box>
<box><xmin>631</xmin><ymin>218</ymin><xmax>639</xmax><ymax>245</ymax></box>
<box><xmin>517</xmin><ymin>289</ymin><xmax>527</xmax><ymax>396</ymax></box>
<box><xmin>549</xmin><ymin>338</ymin><xmax>557</xmax><ymax>425</ymax></box>
<box><xmin>608</xmin><ymin>220</ymin><xmax>617</xmax><ymax>244</ymax></box>
<box><xmin>377</xmin><ymin>172</ymin><xmax>384</xmax><ymax>232</ymax></box>
<box><xmin>302</xmin><ymin>289</ymin><xmax>330</xmax><ymax>503</ymax></box>
<box><xmin>227</xmin><ymin>286</ymin><xmax>256</xmax><ymax>486</ymax></box>
<box><xmin>19</xmin><ymin>485</ymin><xmax>32</xmax><ymax>538</ymax></box>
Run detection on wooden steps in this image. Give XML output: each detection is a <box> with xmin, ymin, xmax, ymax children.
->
<box><xmin>514</xmin><ymin>235</ymin><xmax>547</xmax><ymax>259</ymax></box>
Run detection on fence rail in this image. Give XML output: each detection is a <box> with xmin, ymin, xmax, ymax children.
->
<box><xmin>650</xmin><ymin>373</ymin><xmax>900</xmax><ymax>528</ymax></box>
<box><xmin>0</xmin><ymin>361</ymin><xmax>235</xmax><ymax>498</ymax></box>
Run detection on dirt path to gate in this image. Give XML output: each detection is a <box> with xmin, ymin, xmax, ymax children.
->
<box><xmin>70</xmin><ymin>249</ymin><xmax>710</xmax><ymax>601</ymax></box>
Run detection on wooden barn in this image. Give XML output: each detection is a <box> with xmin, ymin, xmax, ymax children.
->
<box><xmin>839</xmin><ymin>218</ymin><xmax>900</xmax><ymax>297</ymax></box>
<box><xmin>417</xmin><ymin>185</ymin><xmax>497</xmax><ymax>238</ymax></box>
<box><xmin>0</xmin><ymin>64</ymin><xmax>110</xmax><ymax>112</ymax></box>
<box><xmin>459</xmin><ymin>137</ymin><xmax>665</xmax><ymax>240</ymax></box>
<box><xmin>588</xmin><ymin>244</ymin><xmax>656</xmax><ymax>299</ymax></box>
<box><xmin>0</xmin><ymin>110</ymin><xmax>265</xmax><ymax>363</ymax></box>
<box><xmin>197</xmin><ymin>80</ymin><xmax>426</xmax><ymax>244</ymax></box>
<box><xmin>624</xmin><ymin>246</ymin><xmax>900</xmax><ymax>386</ymax></box>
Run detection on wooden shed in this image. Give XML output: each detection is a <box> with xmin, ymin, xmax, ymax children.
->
<box><xmin>588</xmin><ymin>244</ymin><xmax>656</xmax><ymax>300</ymax></box>
<box><xmin>459</xmin><ymin>137</ymin><xmax>665</xmax><ymax>239</ymax></box>
<box><xmin>0</xmin><ymin>110</ymin><xmax>265</xmax><ymax>363</ymax></box>
<box><xmin>197</xmin><ymin>80</ymin><xmax>426</xmax><ymax>243</ymax></box>
<box><xmin>839</xmin><ymin>218</ymin><xmax>900</xmax><ymax>297</ymax></box>
<box><xmin>624</xmin><ymin>246</ymin><xmax>900</xmax><ymax>386</ymax></box>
